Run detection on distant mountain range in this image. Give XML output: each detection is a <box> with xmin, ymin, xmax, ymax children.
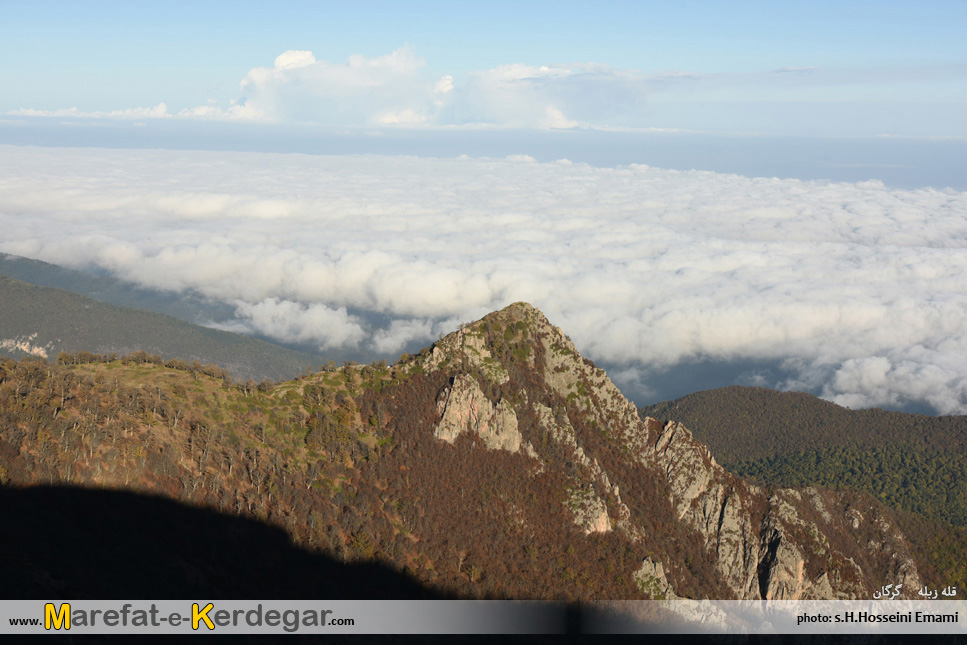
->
<box><xmin>0</xmin><ymin>252</ymin><xmax>239</xmax><ymax>326</ymax></box>
<box><xmin>0</xmin><ymin>273</ymin><xmax>323</xmax><ymax>382</ymax></box>
<box><xmin>3</xmin><ymin>301</ymin><xmax>964</xmax><ymax>606</ymax></box>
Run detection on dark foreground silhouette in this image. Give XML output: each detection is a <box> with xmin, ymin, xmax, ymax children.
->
<box><xmin>0</xmin><ymin>485</ymin><xmax>599</xmax><ymax>644</ymax></box>
<box><xmin>0</xmin><ymin>485</ymin><xmax>447</xmax><ymax>600</ymax></box>
<box><xmin>1</xmin><ymin>485</ymin><xmax>960</xmax><ymax>645</ymax></box>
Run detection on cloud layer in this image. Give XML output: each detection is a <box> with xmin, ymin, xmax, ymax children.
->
<box><xmin>2</xmin><ymin>145</ymin><xmax>967</xmax><ymax>413</ymax></box>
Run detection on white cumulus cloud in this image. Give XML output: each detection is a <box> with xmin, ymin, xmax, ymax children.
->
<box><xmin>272</xmin><ymin>50</ymin><xmax>318</xmax><ymax>71</ymax></box>
<box><xmin>234</xmin><ymin>46</ymin><xmax>439</xmax><ymax>126</ymax></box>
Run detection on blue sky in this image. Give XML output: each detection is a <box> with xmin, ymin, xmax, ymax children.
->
<box><xmin>3</xmin><ymin>1</ymin><xmax>965</xmax><ymax>137</ymax></box>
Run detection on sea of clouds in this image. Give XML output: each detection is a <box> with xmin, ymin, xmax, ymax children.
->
<box><xmin>2</xmin><ymin>144</ymin><xmax>966</xmax><ymax>413</ymax></box>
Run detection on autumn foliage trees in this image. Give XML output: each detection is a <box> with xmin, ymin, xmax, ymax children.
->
<box><xmin>2</xmin><ymin>323</ymin><xmax>681</xmax><ymax>603</ymax></box>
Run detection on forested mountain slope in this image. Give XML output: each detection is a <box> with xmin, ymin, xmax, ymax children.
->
<box><xmin>0</xmin><ymin>252</ymin><xmax>238</xmax><ymax>329</ymax></box>
<box><xmin>0</xmin><ymin>274</ymin><xmax>321</xmax><ymax>382</ymax></box>
<box><xmin>640</xmin><ymin>386</ymin><xmax>967</xmax><ymax>464</ymax></box>
<box><xmin>0</xmin><ymin>304</ymin><xmax>957</xmax><ymax>601</ymax></box>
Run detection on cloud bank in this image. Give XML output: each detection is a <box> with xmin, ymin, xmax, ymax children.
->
<box><xmin>9</xmin><ymin>47</ymin><xmax>965</xmax><ymax>136</ymax></box>
<box><xmin>6</xmin><ymin>49</ymin><xmax>650</xmax><ymax>129</ymax></box>
<box><xmin>224</xmin><ymin>48</ymin><xmax>654</xmax><ymax>129</ymax></box>
<box><xmin>2</xmin><ymin>145</ymin><xmax>967</xmax><ymax>413</ymax></box>
<box><xmin>233</xmin><ymin>47</ymin><xmax>446</xmax><ymax>125</ymax></box>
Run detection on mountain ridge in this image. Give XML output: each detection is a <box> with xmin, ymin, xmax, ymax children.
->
<box><xmin>0</xmin><ymin>301</ymin><xmax>956</xmax><ymax>602</ymax></box>
<box><xmin>0</xmin><ymin>273</ymin><xmax>322</xmax><ymax>382</ymax></box>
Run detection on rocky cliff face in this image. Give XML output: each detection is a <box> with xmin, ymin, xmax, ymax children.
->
<box><xmin>415</xmin><ymin>302</ymin><xmax>924</xmax><ymax>600</ymax></box>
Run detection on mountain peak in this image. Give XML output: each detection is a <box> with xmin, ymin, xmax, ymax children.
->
<box><xmin>472</xmin><ymin>301</ymin><xmax>556</xmax><ymax>335</ymax></box>
<box><xmin>414</xmin><ymin>300</ymin><xmax>572</xmax><ymax>384</ymax></box>
<box><xmin>498</xmin><ymin>300</ymin><xmax>541</xmax><ymax>316</ymax></box>
<box><xmin>412</xmin><ymin>303</ymin><xmax>926</xmax><ymax>601</ymax></box>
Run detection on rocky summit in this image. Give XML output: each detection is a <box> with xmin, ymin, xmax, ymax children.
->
<box><xmin>0</xmin><ymin>302</ymin><xmax>936</xmax><ymax>600</ymax></box>
<box><xmin>413</xmin><ymin>302</ymin><xmax>924</xmax><ymax>600</ymax></box>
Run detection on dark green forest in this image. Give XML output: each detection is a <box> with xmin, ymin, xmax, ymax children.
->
<box><xmin>731</xmin><ymin>445</ymin><xmax>967</xmax><ymax>527</ymax></box>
